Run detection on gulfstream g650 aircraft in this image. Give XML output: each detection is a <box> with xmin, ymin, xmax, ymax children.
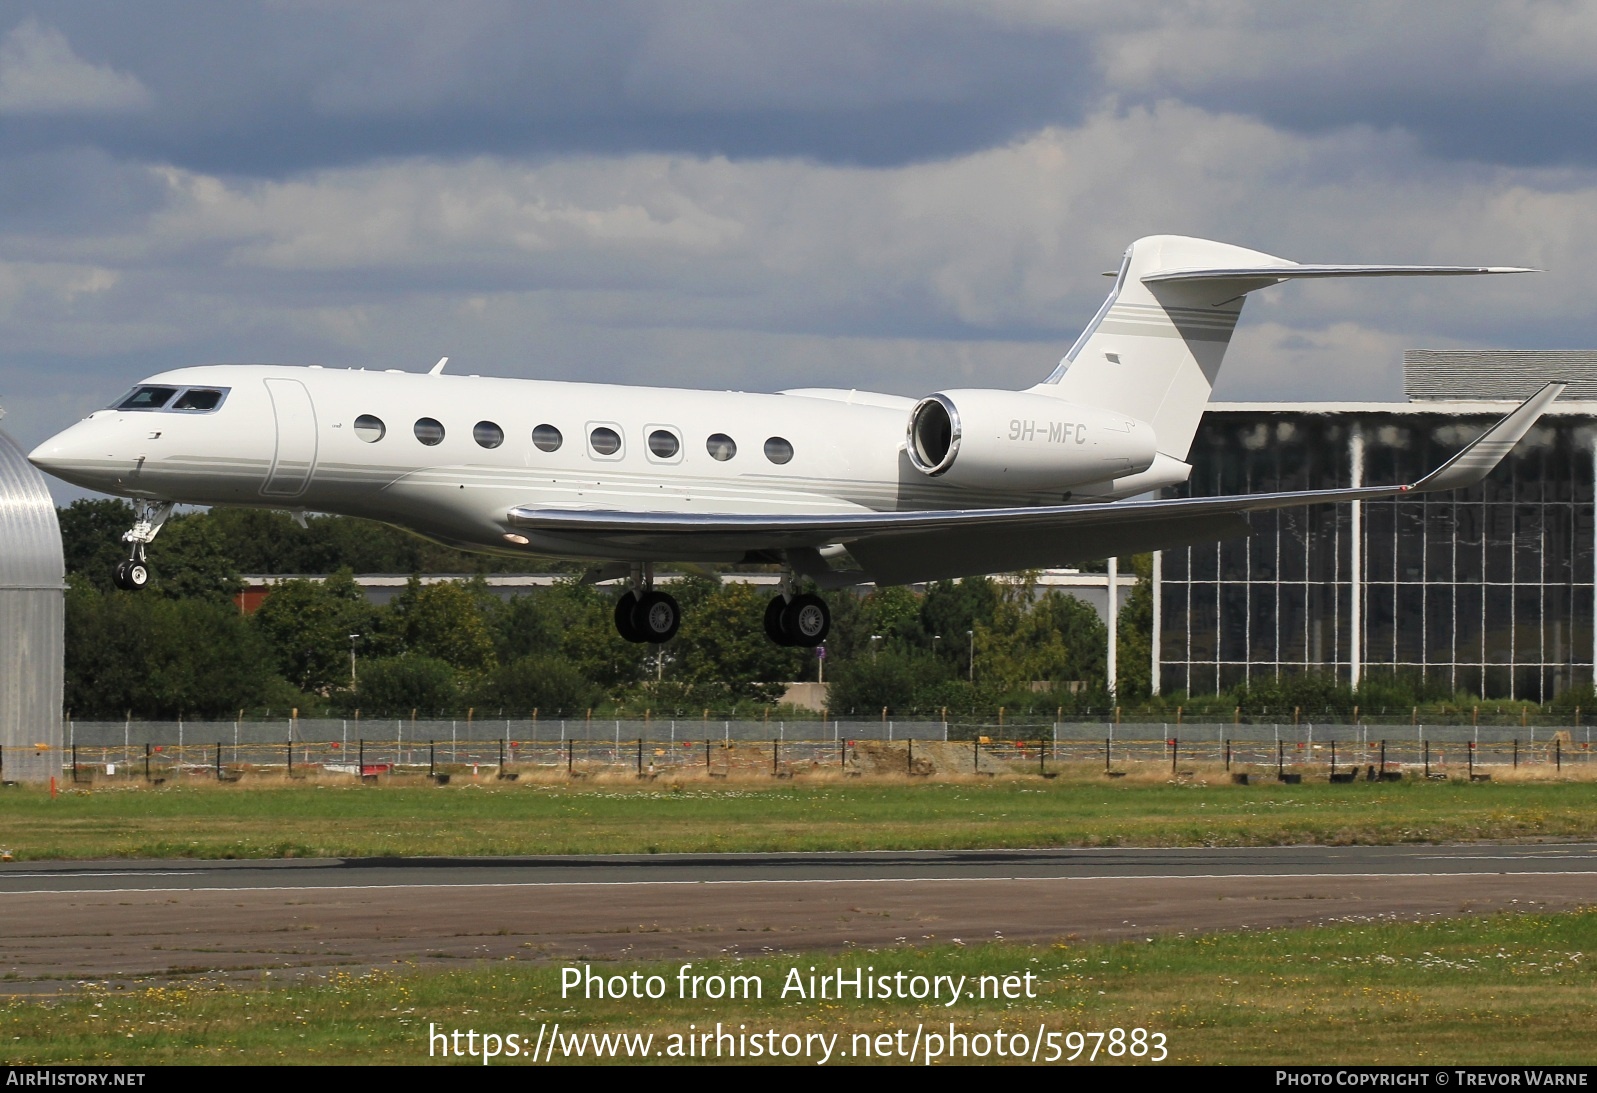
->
<box><xmin>29</xmin><ymin>234</ymin><xmax>1555</xmax><ymax>646</ymax></box>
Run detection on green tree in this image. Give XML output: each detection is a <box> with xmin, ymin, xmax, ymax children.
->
<box><xmin>972</xmin><ymin>577</ymin><xmax>1107</xmax><ymax>693</ymax></box>
<box><xmin>353</xmin><ymin>655</ymin><xmax>459</xmax><ymax>716</ymax></box>
<box><xmin>386</xmin><ymin>578</ymin><xmax>498</xmax><ymax>670</ymax></box>
<box><xmin>146</xmin><ymin>512</ymin><xmax>243</xmax><ymax>604</ymax></box>
<box><xmin>477</xmin><ymin>656</ymin><xmax>603</xmax><ymax>717</ymax></box>
<box><xmin>827</xmin><ymin>648</ymin><xmax>955</xmax><ymax>715</ymax></box>
<box><xmin>487</xmin><ymin>593</ymin><xmax>564</xmax><ymax>664</ymax></box>
<box><xmin>65</xmin><ymin>581</ymin><xmax>286</xmax><ymax>718</ymax></box>
<box><xmin>920</xmin><ymin>576</ymin><xmax>999</xmax><ymax>672</ymax></box>
<box><xmin>58</xmin><ymin>499</ymin><xmax>134</xmax><ymax>592</ymax></box>
<box><xmin>662</xmin><ymin>578</ymin><xmax>807</xmax><ymax>703</ymax></box>
<box><xmin>1114</xmin><ymin>555</ymin><xmax>1154</xmax><ymax>698</ymax></box>
<box><xmin>534</xmin><ymin>580</ymin><xmax>647</xmax><ymax>690</ymax></box>
<box><xmin>252</xmin><ymin>570</ymin><xmax>377</xmax><ymax>693</ymax></box>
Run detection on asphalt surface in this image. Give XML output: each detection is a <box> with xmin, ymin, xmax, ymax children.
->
<box><xmin>4</xmin><ymin>843</ymin><xmax>1597</xmax><ymax>891</ymax></box>
<box><xmin>4</xmin><ymin>844</ymin><xmax>1595</xmax><ymax>992</ymax></box>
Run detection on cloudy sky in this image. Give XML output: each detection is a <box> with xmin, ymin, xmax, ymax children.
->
<box><xmin>6</xmin><ymin>0</ymin><xmax>1596</xmax><ymax>495</ymax></box>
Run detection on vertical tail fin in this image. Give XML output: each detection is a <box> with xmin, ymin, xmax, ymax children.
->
<box><xmin>1032</xmin><ymin>235</ymin><xmax>1282</xmax><ymax>462</ymax></box>
<box><xmin>1031</xmin><ymin>234</ymin><xmax>1532</xmax><ymax>462</ymax></box>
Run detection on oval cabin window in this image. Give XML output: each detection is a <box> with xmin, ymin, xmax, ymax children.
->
<box><xmin>589</xmin><ymin>427</ymin><xmax>622</xmax><ymax>456</ymax></box>
<box><xmin>763</xmin><ymin>436</ymin><xmax>794</xmax><ymax>465</ymax></box>
<box><xmin>353</xmin><ymin>415</ymin><xmax>386</xmax><ymax>443</ymax></box>
<box><xmin>473</xmin><ymin>421</ymin><xmax>504</xmax><ymax>449</ymax></box>
<box><xmin>706</xmin><ymin>433</ymin><xmax>736</xmax><ymax>461</ymax></box>
<box><xmin>532</xmin><ymin>424</ymin><xmax>562</xmax><ymax>452</ymax></box>
<box><xmin>413</xmin><ymin>418</ymin><xmax>445</xmax><ymax>446</ymax></box>
<box><xmin>648</xmin><ymin>430</ymin><xmax>680</xmax><ymax>458</ymax></box>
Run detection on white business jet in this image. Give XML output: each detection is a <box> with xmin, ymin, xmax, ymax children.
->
<box><xmin>29</xmin><ymin>234</ymin><xmax>1554</xmax><ymax>647</ymax></box>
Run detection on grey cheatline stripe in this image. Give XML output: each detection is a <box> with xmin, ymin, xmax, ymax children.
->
<box><xmin>1114</xmin><ymin>301</ymin><xmax>1240</xmax><ymax>321</ymax></box>
<box><xmin>4</xmin><ymin>871</ymin><xmax>1595</xmax><ymax>897</ymax></box>
<box><xmin>1096</xmin><ymin>321</ymin><xmax>1234</xmax><ymax>343</ymax></box>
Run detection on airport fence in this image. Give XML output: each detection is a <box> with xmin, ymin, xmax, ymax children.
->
<box><xmin>9</xmin><ymin>718</ymin><xmax>1590</xmax><ymax>781</ymax></box>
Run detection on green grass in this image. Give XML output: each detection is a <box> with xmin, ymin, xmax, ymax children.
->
<box><xmin>6</xmin><ymin>909</ymin><xmax>1594</xmax><ymax>1064</ymax></box>
<box><xmin>2</xmin><ymin>771</ymin><xmax>1596</xmax><ymax>860</ymax></box>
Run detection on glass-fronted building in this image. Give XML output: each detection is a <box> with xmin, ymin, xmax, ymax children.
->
<box><xmin>1155</xmin><ymin>352</ymin><xmax>1597</xmax><ymax>702</ymax></box>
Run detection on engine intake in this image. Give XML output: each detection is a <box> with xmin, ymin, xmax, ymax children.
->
<box><xmin>905</xmin><ymin>389</ymin><xmax>1157</xmax><ymax>492</ymax></box>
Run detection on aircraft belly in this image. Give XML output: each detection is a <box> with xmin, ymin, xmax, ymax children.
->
<box><xmin>356</xmin><ymin>469</ymin><xmax>879</xmax><ymax>558</ymax></box>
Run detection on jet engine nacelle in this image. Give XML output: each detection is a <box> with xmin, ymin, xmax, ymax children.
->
<box><xmin>905</xmin><ymin>390</ymin><xmax>1158</xmax><ymax>491</ymax></box>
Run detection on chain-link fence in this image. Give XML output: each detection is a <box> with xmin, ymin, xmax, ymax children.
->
<box><xmin>14</xmin><ymin>718</ymin><xmax>1590</xmax><ymax>781</ymax></box>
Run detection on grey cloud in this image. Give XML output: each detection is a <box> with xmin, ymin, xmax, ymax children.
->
<box><xmin>0</xmin><ymin>19</ymin><xmax>151</xmax><ymax>115</ymax></box>
<box><xmin>0</xmin><ymin>1</ymin><xmax>1590</xmax><ymax>176</ymax></box>
<box><xmin>1</xmin><ymin>1</ymin><xmax>1092</xmax><ymax>173</ymax></box>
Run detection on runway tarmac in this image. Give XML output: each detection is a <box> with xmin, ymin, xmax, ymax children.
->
<box><xmin>4</xmin><ymin>844</ymin><xmax>1595</xmax><ymax>992</ymax></box>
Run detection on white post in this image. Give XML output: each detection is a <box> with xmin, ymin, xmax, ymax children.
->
<box><xmin>1350</xmin><ymin>425</ymin><xmax>1364</xmax><ymax>691</ymax></box>
<box><xmin>1151</xmin><ymin>550</ymin><xmax>1162</xmax><ymax>696</ymax></box>
<box><xmin>1107</xmin><ymin>556</ymin><xmax>1119</xmax><ymax>698</ymax></box>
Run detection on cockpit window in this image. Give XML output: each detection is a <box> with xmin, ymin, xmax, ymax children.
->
<box><xmin>170</xmin><ymin>388</ymin><xmax>227</xmax><ymax>412</ymax></box>
<box><xmin>115</xmin><ymin>386</ymin><xmax>178</xmax><ymax>411</ymax></box>
<box><xmin>113</xmin><ymin>385</ymin><xmax>231</xmax><ymax>413</ymax></box>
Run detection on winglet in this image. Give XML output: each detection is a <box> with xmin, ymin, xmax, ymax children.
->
<box><xmin>1409</xmin><ymin>382</ymin><xmax>1565</xmax><ymax>494</ymax></box>
<box><xmin>430</xmin><ymin>356</ymin><xmax>449</xmax><ymax>375</ymax></box>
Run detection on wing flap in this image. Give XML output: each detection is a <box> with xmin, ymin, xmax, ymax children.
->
<box><xmin>847</xmin><ymin>511</ymin><xmax>1253</xmax><ymax>586</ymax></box>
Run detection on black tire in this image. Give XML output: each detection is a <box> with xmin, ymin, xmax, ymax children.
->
<box><xmin>614</xmin><ymin>591</ymin><xmax>646</xmax><ymax>643</ymax></box>
<box><xmin>781</xmin><ymin>593</ymin><xmax>830</xmax><ymax>645</ymax></box>
<box><xmin>631</xmin><ymin>590</ymin><xmax>681</xmax><ymax>644</ymax></box>
<box><xmin>113</xmin><ymin>559</ymin><xmax>149</xmax><ymax>591</ymax></box>
<box><xmin>764</xmin><ymin>595</ymin><xmax>790</xmax><ymax>645</ymax></box>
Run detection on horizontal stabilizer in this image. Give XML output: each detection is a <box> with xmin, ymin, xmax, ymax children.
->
<box><xmin>1143</xmin><ymin>264</ymin><xmax>1536</xmax><ymax>285</ymax></box>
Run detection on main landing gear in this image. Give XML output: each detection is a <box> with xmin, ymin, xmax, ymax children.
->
<box><xmin>112</xmin><ymin>500</ymin><xmax>172</xmax><ymax>591</ymax></box>
<box><xmin>607</xmin><ymin>563</ymin><xmax>832</xmax><ymax>647</ymax></box>
<box><xmin>764</xmin><ymin>591</ymin><xmax>830</xmax><ymax>647</ymax></box>
<box><xmin>613</xmin><ymin>563</ymin><xmax>682</xmax><ymax>644</ymax></box>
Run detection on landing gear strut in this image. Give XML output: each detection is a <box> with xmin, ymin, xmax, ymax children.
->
<box><xmin>112</xmin><ymin>500</ymin><xmax>172</xmax><ymax>591</ymax></box>
<box><xmin>765</xmin><ymin>590</ymin><xmax>830</xmax><ymax>646</ymax></box>
<box><xmin>613</xmin><ymin>563</ymin><xmax>681</xmax><ymax>644</ymax></box>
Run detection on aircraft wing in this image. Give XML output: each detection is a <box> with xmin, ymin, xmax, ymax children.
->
<box><xmin>506</xmin><ymin>383</ymin><xmax>1563</xmax><ymax>586</ymax></box>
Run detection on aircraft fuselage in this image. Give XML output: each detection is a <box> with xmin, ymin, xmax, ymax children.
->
<box><xmin>30</xmin><ymin>364</ymin><xmax>1148</xmax><ymax>563</ymax></box>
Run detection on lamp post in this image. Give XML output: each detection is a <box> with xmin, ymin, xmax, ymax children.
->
<box><xmin>348</xmin><ymin>633</ymin><xmax>361</xmax><ymax>689</ymax></box>
<box><xmin>967</xmin><ymin>629</ymin><xmax>974</xmax><ymax>682</ymax></box>
<box><xmin>870</xmin><ymin>634</ymin><xmax>883</xmax><ymax>662</ymax></box>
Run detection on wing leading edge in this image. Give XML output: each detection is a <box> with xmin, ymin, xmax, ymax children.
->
<box><xmin>506</xmin><ymin>383</ymin><xmax>1564</xmax><ymax>586</ymax></box>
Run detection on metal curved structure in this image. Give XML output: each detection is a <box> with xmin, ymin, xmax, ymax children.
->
<box><xmin>0</xmin><ymin>426</ymin><xmax>63</xmax><ymax>783</ymax></box>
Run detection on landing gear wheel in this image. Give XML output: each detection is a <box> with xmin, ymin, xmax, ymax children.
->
<box><xmin>631</xmin><ymin>590</ymin><xmax>681</xmax><ymax>644</ymax></box>
<box><xmin>614</xmin><ymin>591</ymin><xmax>646</xmax><ymax>643</ymax></box>
<box><xmin>764</xmin><ymin>595</ymin><xmax>789</xmax><ymax>645</ymax></box>
<box><xmin>113</xmin><ymin>559</ymin><xmax>150</xmax><ymax>591</ymax></box>
<box><xmin>780</xmin><ymin>593</ymin><xmax>830</xmax><ymax>645</ymax></box>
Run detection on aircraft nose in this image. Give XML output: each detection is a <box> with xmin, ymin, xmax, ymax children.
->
<box><xmin>27</xmin><ymin>436</ymin><xmax>68</xmax><ymax>471</ymax></box>
<box><xmin>28</xmin><ymin>421</ymin><xmax>119</xmax><ymax>490</ymax></box>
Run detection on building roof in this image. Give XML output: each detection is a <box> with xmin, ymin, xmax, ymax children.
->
<box><xmin>1208</xmin><ymin>400</ymin><xmax>1597</xmax><ymax>415</ymax></box>
<box><xmin>1406</xmin><ymin>349</ymin><xmax>1597</xmax><ymax>401</ymax></box>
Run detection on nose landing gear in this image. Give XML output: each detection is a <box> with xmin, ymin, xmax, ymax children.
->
<box><xmin>111</xmin><ymin>500</ymin><xmax>172</xmax><ymax>592</ymax></box>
